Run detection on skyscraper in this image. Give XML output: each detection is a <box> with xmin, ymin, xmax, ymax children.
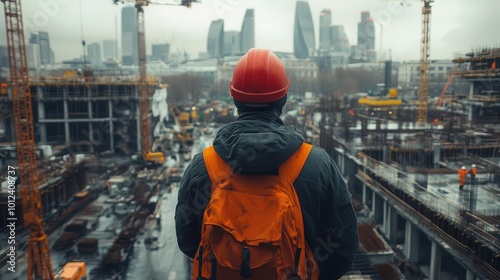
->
<box><xmin>330</xmin><ymin>25</ymin><xmax>350</xmax><ymax>54</ymax></box>
<box><xmin>207</xmin><ymin>19</ymin><xmax>224</xmax><ymax>58</ymax></box>
<box><xmin>0</xmin><ymin>45</ymin><xmax>9</xmax><ymax>68</ymax></box>
<box><xmin>103</xmin><ymin>39</ymin><xmax>117</xmax><ymax>60</ymax></box>
<box><xmin>224</xmin><ymin>31</ymin><xmax>241</xmax><ymax>56</ymax></box>
<box><xmin>122</xmin><ymin>6</ymin><xmax>138</xmax><ymax>66</ymax></box>
<box><xmin>38</xmin><ymin>31</ymin><xmax>51</xmax><ymax>65</ymax></box>
<box><xmin>294</xmin><ymin>1</ymin><xmax>315</xmax><ymax>59</ymax></box>
<box><xmin>26</xmin><ymin>44</ymin><xmax>40</xmax><ymax>68</ymax></box>
<box><xmin>87</xmin><ymin>43</ymin><xmax>102</xmax><ymax>66</ymax></box>
<box><xmin>151</xmin><ymin>43</ymin><xmax>170</xmax><ymax>62</ymax></box>
<box><xmin>319</xmin><ymin>9</ymin><xmax>332</xmax><ymax>50</ymax></box>
<box><xmin>240</xmin><ymin>9</ymin><xmax>254</xmax><ymax>54</ymax></box>
<box><xmin>357</xmin><ymin>11</ymin><xmax>376</xmax><ymax>62</ymax></box>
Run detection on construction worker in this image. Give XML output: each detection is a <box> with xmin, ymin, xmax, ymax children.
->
<box><xmin>471</xmin><ymin>164</ymin><xmax>477</xmax><ymax>183</ymax></box>
<box><xmin>175</xmin><ymin>48</ymin><xmax>358</xmax><ymax>280</ymax></box>
<box><xmin>458</xmin><ymin>166</ymin><xmax>468</xmax><ymax>190</ymax></box>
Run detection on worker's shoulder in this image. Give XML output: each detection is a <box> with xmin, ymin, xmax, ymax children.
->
<box><xmin>300</xmin><ymin>145</ymin><xmax>337</xmax><ymax>176</ymax></box>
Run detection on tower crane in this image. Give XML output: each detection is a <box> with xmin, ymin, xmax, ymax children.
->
<box><xmin>114</xmin><ymin>0</ymin><xmax>195</xmax><ymax>164</ymax></box>
<box><xmin>417</xmin><ymin>0</ymin><xmax>434</xmax><ymax>124</ymax></box>
<box><xmin>2</xmin><ymin>0</ymin><xmax>54</xmax><ymax>279</ymax></box>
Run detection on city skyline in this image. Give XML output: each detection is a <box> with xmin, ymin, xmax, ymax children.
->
<box><xmin>0</xmin><ymin>0</ymin><xmax>498</xmax><ymax>62</ymax></box>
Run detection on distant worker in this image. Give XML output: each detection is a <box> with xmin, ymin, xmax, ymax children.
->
<box><xmin>471</xmin><ymin>164</ymin><xmax>477</xmax><ymax>183</ymax></box>
<box><xmin>458</xmin><ymin>166</ymin><xmax>468</xmax><ymax>190</ymax></box>
<box><xmin>175</xmin><ymin>48</ymin><xmax>358</xmax><ymax>280</ymax></box>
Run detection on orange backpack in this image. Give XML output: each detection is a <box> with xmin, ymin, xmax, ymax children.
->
<box><xmin>193</xmin><ymin>142</ymin><xmax>319</xmax><ymax>280</ymax></box>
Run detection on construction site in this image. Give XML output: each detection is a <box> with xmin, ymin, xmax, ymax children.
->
<box><xmin>0</xmin><ymin>0</ymin><xmax>500</xmax><ymax>280</ymax></box>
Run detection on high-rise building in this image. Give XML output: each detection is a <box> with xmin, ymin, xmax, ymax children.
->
<box><xmin>294</xmin><ymin>1</ymin><xmax>315</xmax><ymax>59</ymax></box>
<box><xmin>240</xmin><ymin>9</ymin><xmax>254</xmax><ymax>54</ymax></box>
<box><xmin>87</xmin><ymin>43</ymin><xmax>102</xmax><ymax>66</ymax></box>
<box><xmin>319</xmin><ymin>9</ymin><xmax>332</xmax><ymax>50</ymax></box>
<box><xmin>151</xmin><ymin>43</ymin><xmax>170</xmax><ymax>62</ymax></box>
<box><xmin>122</xmin><ymin>6</ymin><xmax>138</xmax><ymax>66</ymax></box>
<box><xmin>330</xmin><ymin>25</ymin><xmax>350</xmax><ymax>54</ymax></box>
<box><xmin>38</xmin><ymin>31</ymin><xmax>51</xmax><ymax>65</ymax></box>
<box><xmin>26</xmin><ymin>44</ymin><xmax>40</xmax><ymax>68</ymax></box>
<box><xmin>0</xmin><ymin>45</ymin><xmax>8</xmax><ymax>68</ymax></box>
<box><xmin>207</xmin><ymin>19</ymin><xmax>224</xmax><ymax>58</ymax></box>
<box><xmin>224</xmin><ymin>31</ymin><xmax>240</xmax><ymax>56</ymax></box>
<box><xmin>357</xmin><ymin>11</ymin><xmax>376</xmax><ymax>62</ymax></box>
<box><xmin>103</xmin><ymin>39</ymin><xmax>117</xmax><ymax>60</ymax></box>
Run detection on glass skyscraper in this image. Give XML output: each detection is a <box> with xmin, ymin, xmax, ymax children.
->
<box><xmin>240</xmin><ymin>9</ymin><xmax>255</xmax><ymax>54</ymax></box>
<box><xmin>122</xmin><ymin>6</ymin><xmax>138</xmax><ymax>66</ymax></box>
<box><xmin>294</xmin><ymin>1</ymin><xmax>315</xmax><ymax>59</ymax></box>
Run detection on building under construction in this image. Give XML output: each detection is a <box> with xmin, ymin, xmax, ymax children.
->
<box><xmin>317</xmin><ymin>46</ymin><xmax>500</xmax><ymax>279</ymax></box>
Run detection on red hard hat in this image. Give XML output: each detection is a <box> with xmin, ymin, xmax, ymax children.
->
<box><xmin>230</xmin><ymin>48</ymin><xmax>289</xmax><ymax>103</ymax></box>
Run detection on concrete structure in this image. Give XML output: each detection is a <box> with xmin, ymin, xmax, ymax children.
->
<box><xmin>294</xmin><ymin>1</ymin><xmax>315</xmax><ymax>59</ymax></box>
<box><xmin>122</xmin><ymin>6</ymin><xmax>138</xmax><ymax>66</ymax></box>
<box><xmin>398</xmin><ymin>60</ymin><xmax>455</xmax><ymax>98</ymax></box>
<box><xmin>207</xmin><ymin>19</ymin><xmax>224</xmax><ymax>59</ymax></box>
<box><xmin>240</xmin><ymin>9</ymin><xmax>254</xmax><ymax>54</ymax></box>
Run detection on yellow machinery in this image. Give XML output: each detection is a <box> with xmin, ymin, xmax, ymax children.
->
<box><xmin>56</xmin><ymin>262</ymin><xmax>87</xmax><ymax>280</ymax></box>
<box><xmin>358</xmin><ymin>88</ymin><xmax>402</xmax><ymax>107</ymax></box>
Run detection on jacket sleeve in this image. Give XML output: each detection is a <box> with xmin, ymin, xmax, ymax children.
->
<box><xmin>317</xmin><ymin>149</ymin><xmax>359</xmax><ymax>280</ymax></box>
<box><xmin>174</xmin><ymin>153</ymin><xmax>212</xmax><ymax>259</ymax></box>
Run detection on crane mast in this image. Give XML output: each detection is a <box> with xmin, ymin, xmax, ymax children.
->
<box><xmin>417</xmin><ymin>0</ymin><xmax>433</xmax><ymax>124</ymax></box>
<box><xmin>1</xmin><ymin>0</ymin><xmax>54</xmax><ymax>279</ymax></box>
<box><xmin>136</xmin><ymin>1</ymin><xmax>150</xmax><ymax>161</ymax></box>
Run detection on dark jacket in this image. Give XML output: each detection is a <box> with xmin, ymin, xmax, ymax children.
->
<box><xmin>175</xmin><ymin>111</ymin><xmax>358</xmax><ymax>280</ymax></box>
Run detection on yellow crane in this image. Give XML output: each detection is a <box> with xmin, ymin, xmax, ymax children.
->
<box><xmin>417</xmin><ymin>0</ymin><xmax>434</xmax><ymax>124</ymax></box>
<box><xmin>114</xmin><ymin>0</ymin><xmax>196</xmax><ymax>164</ymax></box>
<box><xmin>2</xmin><ymin>0</ymin><xmax>54</xmax><ymax>279</ymax></box>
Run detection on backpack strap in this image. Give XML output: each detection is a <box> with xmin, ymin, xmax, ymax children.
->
<box><xmin>279</xmin><ymin>142</ymin><xmax>313</xmax><ymax>182</ymax></box>
<box><xmin>203</xmin><ymin>146</ymin><xmax>232</xmax><ymax>185</ymax></box>
<box><xmin>203</xmin><ymin>143</ymin><xmax>313</xmax><ymax>184</ymax></box>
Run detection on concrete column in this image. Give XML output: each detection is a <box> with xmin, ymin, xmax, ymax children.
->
<box><xmin>108</xmin><ymin>100</ymin><xmax>114</xmax><ymax>152</ymax></box>
<box><xmin>372</xmin><ymin>191</ymin><xmax>377</xmax><ymax>220</ymax></box>
<box><xmin>136</xmin><ymin>102</ymin><xmax>141</xmax><ymax>152</ymax></box>
<box><xmin>362</xmin><ymin>182</ymin><xmax>367</xmax><ymax>206</ymax></box>
<box><xmin>383</xmin><ymin>145</ymin><xmax>390</xmax><ymax>163</ymax></box>
<box><xmin>466</xmin><ymin>269</ymin><xmax>476</xmax><ymax>280</ymax></box>
<box><xmin>88</xmin><ymin>100</ymin><xmax>94</xmax><ymax>153</ymax></box>
<box><xmin>468</xmin><ymin>83</ymin><xmax>474</xmax><ymax>121</ymax></box>
<box><xmin>430</xmin><ymin>241</ymin><xmax>442</xmax><ymax>280</ymax></box>
<box><xmin>38</xmin><ymin>97</ymin><xmax>47</xmax><ymax>143</ymax></box>
<box><xmin>405</xmin><ymin>220</ymin><xmax>420</xmax><ymax>263</ymax></box>
<box><xmin>63</xmin><ymin>100</ymin><xmax>70</xmax><ymax>144</ymax></box>
<box><xmin>387</xmin><ymin>205</ymin><xmax>398</xmax><ymax>244</ymax></box>
<box><xmin>432</xmin><ymin>143</ymin><xmax>441</xmax><ymax>168</ymax></box>
<box><xmin>383</xmin><ymin>200</ymin><xmax>388</xmax><ymax>234</ymax></box>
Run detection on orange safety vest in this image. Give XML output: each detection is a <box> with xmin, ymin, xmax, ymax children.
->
<box><xmin>471</xmin><ymin>167</ymin><xmax>477</xmax><ymax>175</ymax></box>
<box><xmin>458</xmin><ymin>169</ymin><xmax>468</xmax><ymax>185</ymax></box>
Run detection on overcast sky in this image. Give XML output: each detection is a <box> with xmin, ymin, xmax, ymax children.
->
<box><xmin>1</xmin><ymin>0</ymin><xmax>499</xmax><ymax>62</ymax></box>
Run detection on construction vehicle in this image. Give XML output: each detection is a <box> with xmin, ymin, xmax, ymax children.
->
<box><xmin>2</xmin><ymin>0</ymin><xmax>55</xmax><ymax>278</ymax></box>
<box><xmin>169</xmin><ymin>106</ymin><xmax>194</xmax><ymax>151</ymax></box>
<box><xmin>55</xmin><ymin>262</ymin><xmax>87</xmax><ymax>280</ymax></box>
